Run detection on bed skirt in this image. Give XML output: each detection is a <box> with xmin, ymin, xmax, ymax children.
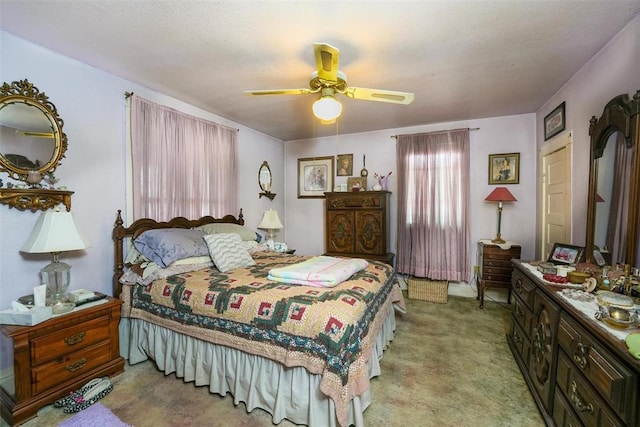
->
<box><xmin>119</xmin><ymin>304</ymin><xmax>398</xmax><ymax>427</ymax></box>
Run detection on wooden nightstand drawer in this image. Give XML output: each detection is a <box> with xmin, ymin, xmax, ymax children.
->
<box><xmin>32</xmin><ymin>340</ymin><xmax>113</xmax><ymax>395</ymax></box>
<box><xmin>0</xmin><ymin>298</ymin><xmax>125</xmax><ymax>426</ymax></box>
<box><xmin>31</xmin><ymin>315</ymin><xmax>111</xmax><ymax>365</ymax></box>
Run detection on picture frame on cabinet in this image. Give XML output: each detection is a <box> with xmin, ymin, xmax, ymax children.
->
<box><xmin>297</xmin><ymin>156</ymin><xmax>334</xmax><ymax>198</ymax></box>
<box><xmin>547</xmin><ymin>242</ymin><xmax>584</xmax><ymax>265</ymax></box>
<box><xmin>347</xmin><ymin>177</ymin><xmax>367</xmax><ymax>191</ymax></box>
<box><xmin>488</xmin><ymin>152</ymin><xmax>520</xmax><ymax>184</ymax></box>
<box><xmin>544</xmin><ymin>101</ymin><xmax>566</xmax><ymax>140</ymax></box>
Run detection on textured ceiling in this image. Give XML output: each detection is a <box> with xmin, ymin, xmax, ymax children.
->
<box><xmin>1</xmin><ymin>1</ymin><xmax>639</xmax><ymax>141</ymax></box>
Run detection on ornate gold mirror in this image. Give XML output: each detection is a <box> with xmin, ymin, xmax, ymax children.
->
<box><xmin>585</xmin><ymin>90</ymin><xmax>639</xmax><ymax>267</ymax></box>
<box><xmin>0</xmin><ymin>79</ymin><xmax>72</xmax><ymax>211</ymax></box>
<box><xmin>258</xmin><ymin>161</ymin><xmax>275</xmax><ymax>200</ymax></box>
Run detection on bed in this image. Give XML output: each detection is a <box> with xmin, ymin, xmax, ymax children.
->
<box><xmin>113</xmin><ymin>210</ymin><xmax>405</xmax><ymax>427</ymax></box>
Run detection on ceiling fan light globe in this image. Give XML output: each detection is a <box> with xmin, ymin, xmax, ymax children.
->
<box><xmin>313</xmin><ymin>96</ymin><xmax>342</xmax><ymax>121</ymax></box>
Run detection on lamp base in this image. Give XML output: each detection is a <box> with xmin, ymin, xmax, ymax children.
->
<box><xmin>491</xmin><ymin>234</ymin><xmax>506</xmax><ymax>244</ymax></box>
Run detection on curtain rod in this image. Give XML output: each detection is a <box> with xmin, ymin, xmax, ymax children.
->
<box><xmin>125</xmin><ymin>91</ymin><xmax>134</xmax><ymax>99</ymax></box>
<box><xmin>390</xmin><ymin>127</ymin><xmax>479</xmax><ymax>138</ymax></box>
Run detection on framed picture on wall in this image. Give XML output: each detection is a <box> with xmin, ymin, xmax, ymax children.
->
<box><xmin>297</xmin><ymin>156</ymin><xmax>334</xmax><ymax>198</ymax></box>
<box><xmin>336</xmin><ymin>154</ymin><xmax>353</xmax><ymax>176</ymax></box>
<box><xmin>488</xmin><ymin>153</ymin><xmax>520</xmax><ymax>184</ymax></box>
<box><xmin>544</xmin><ymin>101</ymin><xmax>566</xmax><ymax>140</ymax></box>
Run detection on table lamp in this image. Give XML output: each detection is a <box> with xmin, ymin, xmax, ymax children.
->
<box><xmin>258</xmin><ymin>209</ymin><xmax>283</xmax><ymax>244</ymax></box>
<box><xmin>21</xmin><ymin>210</ymin><xmax>90</xmax><ymax>312</ymax></box>
<box><xmin>485</xmin><ymin>187</ymin><xmax>517</xmax><ymax>244</ymax></box>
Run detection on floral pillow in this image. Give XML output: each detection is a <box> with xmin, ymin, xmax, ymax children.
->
<box><xmin>197</xmin><ymin>223</ymin><xmax>259</xmax><ymax>241</ymax></box>
<box><xmin>204</xmin><ymin>233</ymin><xmax>255</xmax><ymax>273</ymax></box>
<box><xmin>133</xmin><ymin>228</ymin><xmax>209</xmax><ymax>268</ymax></box>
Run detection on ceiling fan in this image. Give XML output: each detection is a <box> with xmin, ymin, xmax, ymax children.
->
<box><xmin>243</xmin><ymin>43</ymin><xmax>415</xmax><ymax>122</ymax></box>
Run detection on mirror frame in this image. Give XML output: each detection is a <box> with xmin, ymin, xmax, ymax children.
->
<box><xmin>258</xmin><ymin>161</ymin><xmax>276</xmax><ymax>200</ymax></box>
<box><xmin>585</xmin><ymin>90</ymin><xmax>640</xmax><ymax>266</ymax></box>
<box><xmin>0</xmin><ymin>79</ymin><xmax>67</xmax><ymax>181</ymax></box>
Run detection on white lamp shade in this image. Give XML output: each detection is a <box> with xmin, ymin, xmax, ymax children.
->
<box><xmin>21</xmin><ymin>211</ymin><xmax>90</xmax><ymax>253</ymax></box>
<box><xmin>312</xmin><ymin>96</ymin><xmax>342</xmax><ymax>121</ymax></box>
<box><xmin>258</xmin><ymin>209</ymin><xmax>283</xmax><ymax>230</ymax></box>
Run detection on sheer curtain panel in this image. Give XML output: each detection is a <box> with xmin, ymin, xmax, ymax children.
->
<box><xmin>130</xmin><ymin>95</ymin><xmax>237</xmax><ymax>221</ymax></box>
<box><xmin>396</xmin><ymin>129</ymin><xmax>470</xmax><ymax>282</ymax></box>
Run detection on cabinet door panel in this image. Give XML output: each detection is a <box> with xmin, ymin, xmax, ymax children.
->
<box><xmin>327</xmin><ymin>211</ymin><xmax>354</xmax><ymax>253</ymax></box>
<box><xmin>354</xmin><ymin>211</ymin><xmax>383</xmax><ymax>254</ymax></box>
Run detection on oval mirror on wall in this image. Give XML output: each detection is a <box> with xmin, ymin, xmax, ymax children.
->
<box><xmin>0</xmin><ymin>79</ymin><xmax>67</xmax><ymax>181</ymax></box>
<box><xmin>0</xmin><ymin>79</ymin><xmax>73</xmax><ymax>212</ymax></box>
<box><xmin>258</xmin><ymin>161</ymin><xmax>275</xmax><ymax>200</ymax></box>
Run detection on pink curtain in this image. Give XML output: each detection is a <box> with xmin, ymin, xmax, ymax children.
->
<box><xmin>130</xmin><ymin>95</ymin><xmax>237</xmax><ymax>221</ymax></box>
<box><xmin>396</xmin><ymin>129</ymin><xmax>470</xmax><ymax>281</ymax></box>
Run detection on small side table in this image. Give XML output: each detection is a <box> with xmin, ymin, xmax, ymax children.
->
<box><xmin>477</xmin><ymin>240</ymin><xmax>521</xmax><ymax>309</ymax></box>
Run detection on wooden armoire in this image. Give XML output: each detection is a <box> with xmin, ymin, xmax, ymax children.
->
<box><xmin>324</xmin><ymin>191</ymin><xmax>394</xmax><ymax>264</ymax></box>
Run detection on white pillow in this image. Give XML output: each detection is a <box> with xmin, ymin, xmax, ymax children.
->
<box><xmin>204</xmin><ymin>233</ymin><xmax>255</xmax><ymax>273</ymax></box>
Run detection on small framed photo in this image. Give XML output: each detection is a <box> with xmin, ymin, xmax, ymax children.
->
<box><xmin>297</xmin><ymin>156</ymin><xmax>334</xmax><ymax>198</ymax></box>
<box><xmin>488</xmin><ymin>153</ymin><xmax>520</xmax><ymax>185</ymax></box>
<box><xmin>544</xmin><ymin>101</ymin><xmax>566</xmax><ymax>140</ymax></box>
<box><xmin>547</xmin><ymin>243</ymin><xmax>585</xmax><ymax>265</ymax></box>
<box><xmin>336</xmin><ymin>154</ymin><xmax>353</xmax><ymax>176</ymax></box>
<box><xmin>347</xmin><ymin>177</ymin><xmax>367</xmax><ymax>191</ymax></box>
<box><xmin>592</xmin><ymin>248</ymin><xmax>607</xmax><ymax>267</ymax></box>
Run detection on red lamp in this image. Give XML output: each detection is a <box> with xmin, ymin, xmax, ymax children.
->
<box><xmin>485</xmin><ymin>187</ymin><xmax>517</xmax><ymax>244</ymax></box>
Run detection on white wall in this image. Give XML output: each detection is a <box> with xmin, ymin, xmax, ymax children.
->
<box><xmin>284</xmin><ymin>113</ymin><xmax>538</xmax><ymax>279</ymax></box>
<box><xmin>0</xmin><ymin>32</ymin><xmax>283</xmax><ymax>307</ymax></box>
<box><xmin>535</xmin><ymin>14</ymin><xmax>640</xmax><ymax>255</ymax></box>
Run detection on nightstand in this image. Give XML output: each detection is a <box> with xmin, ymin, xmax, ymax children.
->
<box><xmin>477</xmin><ymin>240</ymin><xmax>521</xmax><ymax>309</ymax></box>
<box><xmin>0</xmin><ymin>297</ymin><xmax>125</xmax><ymax>426</ymax></box>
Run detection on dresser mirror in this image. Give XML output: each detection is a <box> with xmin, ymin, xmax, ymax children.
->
<box><xmin>0</xmin><ymin>79</ymin><xmax>72</xmax><ymax>211</ymax></box>
<box><xmin>258</xmin><ymin>160</ymin><xmax>275</xmax><ymax>200</ymax></box>
<box><xmin>585</xmin><ymin>90</ymin><xmax>639</xmax><ymax>267</ymax></box>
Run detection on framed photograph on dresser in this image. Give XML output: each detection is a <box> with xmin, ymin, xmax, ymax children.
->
<box><xmin>547</xmin><ymin>242</ymin><xmax>584</xmax><ymax>265</ymax></box>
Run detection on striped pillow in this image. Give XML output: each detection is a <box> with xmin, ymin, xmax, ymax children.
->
<box><xmin>204</xmin><ymin>233</ymin><xmax>255</xmax><ymax>273</ymax></box>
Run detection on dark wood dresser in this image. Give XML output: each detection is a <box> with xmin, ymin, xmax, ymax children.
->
<box><xmin>0</xmin><ymin>298</ymin><xmax>125</xmax><ymax>426</ymax></box>
<box><xmin>477</xmin><ymin>240</ymin><xmax>521</xmax><ymax>308</ymax></box>
<box><xmin>508</xmin><ymin>260</ymin><xmax>640</xmax><ymax>426</ymax></box>
<box><xmin>324</xmin><ymin>191</ymin><xmax>393</xmax><ymax>264</ymax></box>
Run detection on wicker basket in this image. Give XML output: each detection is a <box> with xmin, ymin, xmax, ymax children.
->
<box><xmin>407</xmin><ymin>278</ymin><xmax>449</xmax><ymax>303</ymax></box>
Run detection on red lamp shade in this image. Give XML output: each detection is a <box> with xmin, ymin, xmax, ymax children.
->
<box><xmin>485</xmin><ymin>187</ymin><xmax>517</xmax><ymax>243</ymax></box>
<box><xmin>485</xmin><ymin>187</ymin><xmax>517</xmax><ymax>202</ymax></box>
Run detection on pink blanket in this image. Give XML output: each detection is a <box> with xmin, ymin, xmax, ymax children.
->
<box><xmin>267</xmin><ymin>255</ymin><xmax>368</xmax><ymax>287</ymax></box>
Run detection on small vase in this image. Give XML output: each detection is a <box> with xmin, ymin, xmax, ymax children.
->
<box><xmin>379</xmin><ymin>176</ymin><xmax>388</xmax><ymax>191</ymax></box>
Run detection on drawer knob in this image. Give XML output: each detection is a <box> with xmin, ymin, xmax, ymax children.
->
<box><xmin>573</xmin><ymin>343</ymin><xmax>589</xmax><ymax>370</ymax></box>
<box><xmin>66</xmin><ymin>358</ymin><xmax>87</xmax><ymax>372</ymax></box>
<box><xmin>64</xmin><ymin>332</ymin><xmax>86</xmax><ymax>346</ymax></box>
<box><xmin>570</xmin><ymin>381</ymin><xmax>593</xmax><ymax>414</ymax></box>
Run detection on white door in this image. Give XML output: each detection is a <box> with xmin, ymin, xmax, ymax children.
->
<box><xmin>540</xmin><ymin>132</ymin><xmax>572</xmax><ymax>260</ymax></box>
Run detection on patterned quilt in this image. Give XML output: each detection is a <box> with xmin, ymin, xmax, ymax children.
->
<box><xmin>123</xmin><ymin>252</ymin><xmax>405</xmax><ymax>426</ymax></box>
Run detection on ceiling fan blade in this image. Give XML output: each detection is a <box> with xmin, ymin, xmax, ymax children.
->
<box><xmin>344</xmin><ymin>87</ymin><xmax>415</xmax><ymax>104</ymax></box>
<box><xmin>243</xmin><ymin>88</ymin><xmax>315</xmax><ymax>96</ymax></box>
<box><xmin>313</xmin><ymin>43</ymin><xmax>339</xmax><ymax>83</ymax></box>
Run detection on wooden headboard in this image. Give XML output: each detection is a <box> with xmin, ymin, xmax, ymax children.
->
<box><xmin>112</xmin><ymin>209</ymin><xmax>244</xmax><ymax>297</ymax></box>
